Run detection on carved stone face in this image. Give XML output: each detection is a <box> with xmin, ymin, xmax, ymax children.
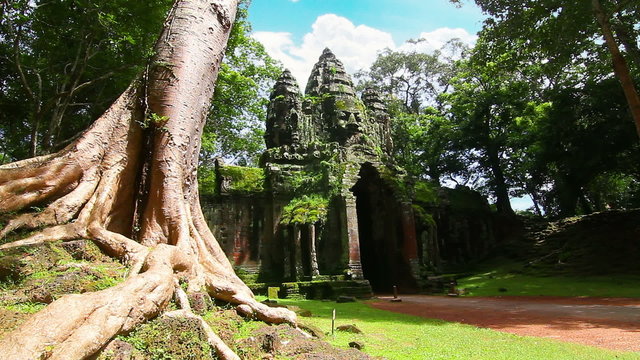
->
<box><xmin>337</xmin><ymin>110</ymin><xmax>362</xmax><ymax>133</ymax></box>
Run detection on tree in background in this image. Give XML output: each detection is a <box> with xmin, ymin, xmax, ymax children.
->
<box><xmin>360</xmin><ymin>2</ymin><xmax>639</xmax><ymax>216</ymax></box>
<box><xmin>0</xmin><ymin>0</ymin><xmax>280</xmax><ymax>168</ymax></box>
<box><xmin>0</xmin><ymin>0</ymin><xmax>172</xmax><ymax>159</ymax></box>
<box><xmin>203</xmin><ymin>1</ymin><xmax>282</xmax><ymax>167</ymax></box>
<box><xmin>355</xmin><ymin>41</ymin><xmax>469</xmax><ymax>186</ymax></box>
<box><xmin>442</xmin><ymin>37</ymin><xmax>539</xmax><ymax>216</ymax></box>
<box><xmin>0</xmin><ymin>1</ymin><xmax>294</xmax><ymax>358</ymax></box>
<box><xmin>452</xmin><ymin>0</ymin><xmax>640</xmax><ymax>136</ymax></box>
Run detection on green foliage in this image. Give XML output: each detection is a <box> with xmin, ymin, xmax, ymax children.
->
<box><xmin>217</xmin><ymin>165</ymin><xmax>265</xmax><ymax>194</ymax></box>
<box><xmin>0</xmin><ymin>0</ymin><xmax>173</xmax><ymax>159</ymax></box>
<box><xmin>197</xmin><ymin>165</ymin><xmax>217</xmax><ymax>195</ymax></box>
<box><xmin>355</xmin><ymin>43</ymin><xmax>464</xmax><ymax>114</ymax></box>
<box><xmin>289</xmin><ymin>169</ymin><xmax>326</xmax><ymax>195</ymax></box>
<box><xmin>445</xmin><ymin>0</ymin><xmax>640</xmax><ymax>216</ymax></box>
<box><xmin>391</xmin><ymin>110</ymin><xmax>467</xmax><ymax>184</ymax></box>
<box><xmin>413</xmin><ymin>181</ymin><xmax>440</xmax><ymax>206</ymax></box>
<box><xmin>378</xmin><ymin>167</ymin><xmax>411</xmax><ymax>200</ymax></box>
<box><xmin>411</xmin><ymin>204</ymin><xmax>436</xmax><ymax>227</ymax></box>
<box><xmin>202</xmin><ymin>1</ymin><xmax>283</xmax><ymax>166</ymax></box>
<box><xmin>118</xmin><ymin>317</ymin><xmax>214</xmax><ymax>360</ymax></box>
<box><xmin>281</xmin><ymin>195</ymin><xmax>329</xmax><ymax>225</ymax></box>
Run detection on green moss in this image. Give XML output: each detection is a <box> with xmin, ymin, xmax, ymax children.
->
<box><xmin>89</xmin><ymin>276</ymin><xmax>122</xmax><ymax>291</ymax></box>
<box><xmin>412</xmin><ymin>204</ymin><xmax>436</xmax><ymax>227</ymax></box>
<box><xmin>414</xmin><ymin>181</ymin><xmax>440</xmax><ymax>206</ymax></box>
<box><xmin>234</xmin><ymin>267</ymin><xmax>259</xmax><ymax>284</ymax></box>
<box><xmin>281</xmin><ymin>195</ymin><xmax>329</xmax><ymax>225</ymax></box>
<box><xmin>2</xmin><ymin>302</ymin><xmax>46</xmax><ymax>314</ymax></box>
<box><xmin>218</xmin><ymin>165</ymin><xmax>264</xmax><ymax>194</ymax></box>
<box><xmin>118</xmin><ymin>317</ymin><xmax>215</xmax><ymax>359</ymax></box>
<box><xmin>198</xmin><ymin>166</ymin><xmax>217</xmax><ymax>195</ymax></box>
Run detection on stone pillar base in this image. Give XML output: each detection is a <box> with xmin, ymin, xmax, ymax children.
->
<box><xmin>348</xmin><ymin>260</ymin><xmax>364</xmax><ymax>280</ymax></box>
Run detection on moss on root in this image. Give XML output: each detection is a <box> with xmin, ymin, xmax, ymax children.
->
<box><xmin>111</xmin><ymin>317</ymin><xmax>216</xmax><ymax>360</ymax></box>
<box><xmin>0</xmin><ymin>240</ymin><xmax>126</xmax><ymax>328</ymax></box>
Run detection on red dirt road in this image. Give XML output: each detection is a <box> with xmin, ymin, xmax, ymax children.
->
<box><xmin>371</xmin><ymin>295</ymin><xmax>640</xmax><ymax>352</ymax></box>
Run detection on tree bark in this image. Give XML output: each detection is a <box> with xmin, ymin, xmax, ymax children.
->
<box><xmin>487</xmin><ymin>145</ymin><xmax>515</xmax><ymax>216</ymax></box>
<box><xmin>592</xmin><ymin>0</ymin><xmax>640</xmax><ymax>138</ymax></box>
<box><xmin>0</xmin><ymin>1</ymin><xmax>295</xmax><ymax>358</ymax></box>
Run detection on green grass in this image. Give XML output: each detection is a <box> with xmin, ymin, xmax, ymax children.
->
<box><xmin>456</xmin><ymin>259</ymin><xmax>640</xmax><ymax>298</ymax></box>
<box><xmin>269</xmin><ymin>298</ymin><xmax>640</xmax><ymax>360</ymax></box>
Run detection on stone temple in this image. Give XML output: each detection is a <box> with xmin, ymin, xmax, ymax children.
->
<box><xmin>201</xmin><ymin>49</ymin><xmax>495</xmax><ymax>298</ymax></box>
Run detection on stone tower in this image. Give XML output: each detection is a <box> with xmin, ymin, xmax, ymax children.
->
<box><xmin>201</xmin><ymin>49</ymin><xmax>497</xmax><ymax>298</ymax></box>
<box><xmin>260</xmin><ymin>49</ymin><xmax>419</xmax><ymax>292</ymax></box>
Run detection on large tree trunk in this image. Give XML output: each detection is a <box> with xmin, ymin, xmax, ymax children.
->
<box><xmin>592</xmin><ymin>0</ymin><xmax>640</xmax><ymax>138</ymax></box>
<box><xmin>0</xmin><ymin>1</ymin><xmax>295</xmax><ymax>359</ymax></box>
<box><xmin>487</xmin><ymin>145</ymin><xmax>515</xmax><ymax>216</ymax></box>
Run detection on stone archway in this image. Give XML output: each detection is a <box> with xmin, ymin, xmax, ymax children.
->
<box><xmin>351</xmin><ymin>163</ymin><xmax>417</xmax><ymax>293</ymax></box>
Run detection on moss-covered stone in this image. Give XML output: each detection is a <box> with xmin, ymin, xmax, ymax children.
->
<box><xmin>113</xmin><ymin>317</ymin><xmax>214</xmax><ymax>360</ymax></box>
<box><xmin>281</xmin><ymin>195</ymin><xmax>329</xmax><ymax>225</ymax></box>
<box><xmin>217</xmin><ymin>164</ymin><xmax>264</xmax><ymax>195</ymax></box>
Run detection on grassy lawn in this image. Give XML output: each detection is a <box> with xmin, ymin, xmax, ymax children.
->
<box><xmin>455</xmin><ymin>259</ymin><xmax>640</xmax><ymax>298</ymax></box>
<box><xmin>271</xmin><ymin>297</ymin><xmax>640</xmax><ymax>360</ymax></box>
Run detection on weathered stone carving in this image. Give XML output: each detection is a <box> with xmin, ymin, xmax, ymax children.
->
<box><xmin>202</xmin><ymin>49</ymin><xmax>496</xmax><ymax>297</ymax></box>
<box><xmin>260</xmin><ymin>49</ymin><xmax>416</xmax><ymax>289</ymax></box>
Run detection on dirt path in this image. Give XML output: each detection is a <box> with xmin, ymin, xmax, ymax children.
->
<box><xmin>370</xmin><ymin>295</ymin><xmax>640</xmax><ymax>352</ymax></box>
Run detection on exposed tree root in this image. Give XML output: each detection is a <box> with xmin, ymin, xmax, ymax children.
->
<box><xmin>168</xmin><ymin>284</ymin><xmax>240</xmax><ymax>360</ymax></box>
<box><xmin>0</xmin><ymin>246</ymin><xmax>181</xmax><ymax>360</ymax></box>
<box><xmin>0</xmin><ymin>223</ymin><xmax>81</xmax><ymax>250</ymax></box>
<box><xmin>0</xmin><ymin>174</ymin><xmax>98</xmax><ymax>238</ymax></box>
<box><xmin>164</xmin><ymin>310</ymin><xmax>241</xmax><ymax>360</ymax></box>
<box><xmin>0</xmin><ymin>1</ymin><xmax>296</xmax><ymax>358</ymax></box>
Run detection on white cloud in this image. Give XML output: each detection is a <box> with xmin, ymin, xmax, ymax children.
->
<box><xmin>253</xmin><ymin>15</ymin><xmax>477</xmax><ymax>89</ymax></box>
<box><xmin>399</xmin><ymin>28</ymin><xmax>477</xmax><ymax>55</ymax></box>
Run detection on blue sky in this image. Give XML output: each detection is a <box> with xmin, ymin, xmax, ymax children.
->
<box><xmin>248</xmin><ymin>0</ymin><xmax>486</xmax><ymax>88</ymax></box>
<box><xmin>248</xmin><ymin>0</ymin><xmax>485</xmax><ymax>45</ymax></box>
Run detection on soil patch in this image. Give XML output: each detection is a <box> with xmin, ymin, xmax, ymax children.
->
<box><xmin>370</xmin><ymin>295</ymin><xmax>640</xmax><ymax>352</ymax></box>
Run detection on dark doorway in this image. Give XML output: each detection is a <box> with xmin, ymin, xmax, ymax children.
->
<box><xmin>352</xmin><ymin>164</ymin><xmax>415</xmax><ymax>293</ymax></box>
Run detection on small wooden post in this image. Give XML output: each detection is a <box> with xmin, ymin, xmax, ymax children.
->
<box><xmin>331</xmin><ymin>308</ymin><xmax>336</xmax><ymax>336</ymax></box>
<box><xmin>391</xmin><ymin>285</ymin><xmax>402</xmax><ymax>302</ymax></box>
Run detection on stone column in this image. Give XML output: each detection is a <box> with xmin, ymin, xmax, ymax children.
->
<box><xmin>282</xmin><ymin>227</ymin><xmax>291</xmax><ymax>280</ymax></box>
<box><xmin>345</xmin><ymin>195</ymin><xmax>363</xmax><ymax>279</ymax></box>
<box><xmin>401</xmin><ymin>202</ymin><xmax>420</xmax><ymax>280</ymax></box>
<box><xmin>309</xmin><ymin>223</ymin><xmax>320</xmax><ymax>277</ymax></box>
<box><xmin>293</xmin><ymin>224</ymin><xmax>303</xmax><ymax>280</ymax></box>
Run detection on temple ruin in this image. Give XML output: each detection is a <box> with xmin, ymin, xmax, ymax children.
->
<box><xmin>201</xmin><ymin>49</ymin><xmax>495</xmax><ymax>298</ymax></box>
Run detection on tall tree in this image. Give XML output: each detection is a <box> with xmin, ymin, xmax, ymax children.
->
<box><xmin>0</xmin><ymin>0</ymin><xmax>173</xmax><ymax>158</ymax></box>
<box><xmin>443</xmin><ymin>37</ymin><xmax>539</xmax><ymax>216</ymax></box>
<box><xmin>356</xmin><ymin>41</ymin><xmax>468</xmax><ymax>184</ymax></box>
<box><xmin>453</xmin><ymin>0</ymin><xmax>640</xmax><ymax>136</ymax></box>
<box><xmin>0</xmin><ymin>1</ymin><xmax>294</xmax><ymax>358</ymax></box>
